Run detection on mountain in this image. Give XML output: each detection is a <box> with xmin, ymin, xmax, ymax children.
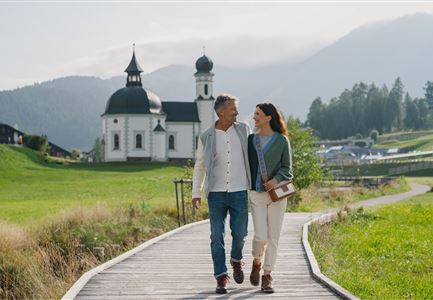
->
<box><xmin>269</xmin><ymin>13</ymin><xmax>433</xmax><ymax>116</ymax></box>
<box><xmin>1</xmin><ymin>13</ymin><xmax>433</xmax><ymax>150</ymax></box>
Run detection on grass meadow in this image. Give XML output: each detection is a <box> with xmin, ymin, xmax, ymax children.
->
<box><xmin>373</xmin><ymin>133</ymin><xmax>433</xmax><ymax>152</ymax></box>
<box><xmin>0</xmin><ymin>145</ymin><xmax>187</xmax><ymax>224</ymax></box>
<box><xmin>309</xmin><ymin>177</ymin><xmax>433</xmax><ymax>299</ymax></box>
<box><xmin>0</xmin><ymin>144</ymin><xmax>421</xmax><ymax>299</ymax></box>
<box><xmin>0</xmin><ymin>145</ymin><xmax>208</xmax><ymax>299</ymax></box>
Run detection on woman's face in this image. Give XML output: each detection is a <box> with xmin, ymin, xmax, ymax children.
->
<box><xmin>253</xmin><ymin>107</ymin><xmax>271</xmax><ymax>128</ymax></box>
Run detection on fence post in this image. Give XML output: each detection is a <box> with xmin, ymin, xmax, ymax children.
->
<box><xmin>180</xmin><ymin>179</ymin><xmax>186</xmax><ymax>225</ymax></box>
<box><xmin>173</xmin><ymin>178</ymin><xmax>193</xmax><ymax>227</ymax></box>
<box><xmin>173</xmin><ymin>178</ymin><xmax>181</xmax><ymax>227</ymax></box>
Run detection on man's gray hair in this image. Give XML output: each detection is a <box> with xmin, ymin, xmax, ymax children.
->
<box><xmin>214</xmin><ymin>94</ymin><xmax>239</xmax><ymax>114</ymax></box>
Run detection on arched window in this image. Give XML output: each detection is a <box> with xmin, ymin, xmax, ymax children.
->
<box><xmin>114</xmin><ymin>134</ymin><xmax>119</xmax><ymax>150</ymax></box>
<box><xmin>204</xmin><ymin>84</ymin><xmax>208</xmax><ymax>95</ymax></box>
<box><xmin>169</xmin><ymin>135</ymin><xmax>175</xmax><ymax>150</ymax></box>
<box><xmin>136</xmin><ymin>134</ymin><xmax>142</xmax><ymax>149</ymax></box>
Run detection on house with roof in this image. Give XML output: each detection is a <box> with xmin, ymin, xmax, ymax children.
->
<box><xmin>101</xmin><ymin>49</ymin><xmax>216</xmax><ymax>162</ymax></box>
<box><xmin>0</xmin><ymin>123</ymin><xmax>71</xmax><ymax>157</ymax></box>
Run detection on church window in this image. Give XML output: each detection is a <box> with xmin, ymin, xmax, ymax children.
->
<box><xmin>204</xmin><ymin>84</ymin><xmax>208</xmax><ymax>95</ymax></box>
<box><xmin>114</xmin><ymin>134</ymin><xmax>120</xmax><ymax>150</ymax></box>
<box><xmin>195</xmin><ymin>136</ymin><xmax>199</xmax><ymax>149</ymax></box>
<box><xmin>136</xmin><ymin>134</ymin><xmax>142</xmax><ymax>149</ymax></box>
<box><xmin>169</xmin><ymin>135</ymin><xmax>175</xmax><ymax>150</ymax></box>
<box><xmin>113</xmin><ymin>119</ymin><xmax>118</xmax><ymax>124</ymax></box>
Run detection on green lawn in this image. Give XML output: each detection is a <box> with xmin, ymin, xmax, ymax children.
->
<box><xmin>0</xmin><ymin>145</ymin><xmax>185</xmax><ymax>224</ymax></box>
<box><xmin>309</xmin><ymin>178</ymin><xmax>433</xmax><ymax>299</ymax></box>
<box><xmin>373</xmin><ymin>133</ymin><xmax>433</xmax><ymax>152</ymax></box>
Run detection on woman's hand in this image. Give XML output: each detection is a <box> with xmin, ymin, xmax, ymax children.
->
<box><xmin>264</xmin><ymin>178</ymin><xmax>278</xmax><ymax>191</ymax></box>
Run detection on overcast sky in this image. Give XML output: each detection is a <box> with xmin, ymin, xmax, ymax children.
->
<box><xmin>1</xmin><ymin>1</ymin><xmax>433</xmax><ymax>90</ymax></box>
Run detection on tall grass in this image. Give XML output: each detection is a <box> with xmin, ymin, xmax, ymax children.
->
<box><xmin>289</xmin><ymin>177</ymin><xmax>409</xmax><ymax>212</ymax></box>
<box><xmin>0</xmin><ymin>201</ymin><xmax>209</xmax><ymax>299</ymax></box>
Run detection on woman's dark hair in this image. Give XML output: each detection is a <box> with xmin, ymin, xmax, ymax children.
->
<box><xmin>256</xmin><ymin>103</ymin><xmax>288</xmax><ymax>136</ymax></box>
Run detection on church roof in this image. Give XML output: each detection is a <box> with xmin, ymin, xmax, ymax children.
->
<box><xmin>153</xmin><ymin>120</ymin><xmax>166</xmax><ymax>132</ymax></box>
<box><xmin>162</xmin><ymin>102</ymin><xmax>200</xmax><ymax>122</ymax></box>
<box><xmin>196</xmin><ymin>95</ymin><xmax>215</xmax><ymax>100</ymax></box>
<box><xmin>125</xmin><ymin>51</ymin><xmax>143</xmax><ymax>73</ymax></box>
<box><xmin>195</xmin><ymin>54</ymin><xmax>213</xmax><ymax>73</ymax></box>
<box><xmin>153</xmin><ymin>123</ymin><xmax>166</xmax><ymax>132</ymax></box>
<box><xmin>103</xmin><ymin>87</ymin><xmax>162</xmax><ymax>115</ymax></box>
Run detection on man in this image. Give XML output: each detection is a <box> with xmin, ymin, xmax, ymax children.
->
<box><xmin>192</xmin><ymin>94</ymin><xmax>251</xmax><ymax>294</ymax></box>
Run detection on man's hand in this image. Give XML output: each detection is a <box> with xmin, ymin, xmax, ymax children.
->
<box><xmin>264</xmin><ymin>178</ymin><xmax>278</xmax><ymax>191</ymax></box>
<box><xmin>192</xmin><ymin>197</ymin><xmax>202</xmax><ymax>209</ymax></box>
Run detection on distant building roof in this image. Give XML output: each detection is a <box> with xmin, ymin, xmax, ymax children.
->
<box><xmin>162</xmin><ymin>102</ymin><xmax>200</xmax><ymax>122</ymax></box>
<box><xmin>0</xmin><ymin>123</ymin><xmax>25</xmax><ymax>135</ymax></box>
<box><xmin>48</xmin><ymin>142</ymin><xmax>71</xmax><ymax>157</ymax></box>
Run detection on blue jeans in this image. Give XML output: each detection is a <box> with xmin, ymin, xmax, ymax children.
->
<box><xmin>207</xmin><ymin>190</ymin><xmax>248</xmax><ymax>278</ymax></box>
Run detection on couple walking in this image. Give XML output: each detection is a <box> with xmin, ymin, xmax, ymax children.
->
<box><xmin>192</xmin><ymin>94</ymin><xmax>293</xmax><ymax>294</ymax></box>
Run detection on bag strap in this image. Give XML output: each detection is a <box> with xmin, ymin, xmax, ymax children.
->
<box><xmin>254</xmin><ymin>134</ymin><xmax>269</xmax><ymax>183</ymax></box>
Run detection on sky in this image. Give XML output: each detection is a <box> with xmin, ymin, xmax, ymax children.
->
<box><xmin>1</xmin><ymin>1</ymin><xmax>433</xmax><ymax>90</ymax></box>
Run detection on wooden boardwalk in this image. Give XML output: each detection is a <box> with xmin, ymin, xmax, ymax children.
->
<box><xmin>69</xmin><ymin>183</ymin><xmax>430</xmax><ymax>300</ymax></box>
<box><xmin>75</xmin><ymin>213</ymin><xmax>339</xmax><ymax>299</ymax></box>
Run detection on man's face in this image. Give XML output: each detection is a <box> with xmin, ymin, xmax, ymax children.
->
<box><xmin>219</xmin><ymin>101</ymin><xmax>238</xmax><ymax>124</ymax></box>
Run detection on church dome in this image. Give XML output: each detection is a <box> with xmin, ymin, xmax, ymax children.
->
<box><xmin>195</xmin><ymin>55</ymin><xmax>213</xmax><ymax>73</ymax></box>
<box><xmin>103</xmin><ymin>86</ymin><xmax>162</xmax><ymax>115</ymax></box>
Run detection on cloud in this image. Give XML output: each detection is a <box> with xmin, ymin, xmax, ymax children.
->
<box><xmin>60</xmin><ymin>35</ymin><xmax>328</xmax><ymax>78</ymax></box>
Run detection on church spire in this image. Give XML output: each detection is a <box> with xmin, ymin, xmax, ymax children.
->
<box><xmin>125</xmin><ymin>43</ymin><xmax>143</xmax><ymax>87</ymax></box>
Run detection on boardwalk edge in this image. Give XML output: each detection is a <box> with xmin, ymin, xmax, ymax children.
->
<box><xmin>61</xmin><ymin>219</ymin><xmax>209</xmax><ymax>300</ymax></box>
<box><xmin>302</xmin><ymin>212</ymin><xmax>360</xmax><ymax>300</ymax></box>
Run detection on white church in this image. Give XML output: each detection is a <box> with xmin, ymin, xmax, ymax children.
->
<box><xmin>101</xmin><ymin>49</ymin><xmax>216</xmax><ymax>162</ymax></box>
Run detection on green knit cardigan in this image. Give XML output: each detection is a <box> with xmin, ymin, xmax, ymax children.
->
<box><xmin>247</xmin><ymin>133</ymin><xmax>294</xmax><ymax>192</ymax></box>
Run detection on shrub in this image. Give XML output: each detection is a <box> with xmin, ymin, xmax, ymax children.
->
<box><xmin>23</xmin><ymin>135</ymin><xmax>48</xmax><ymax>153</ymax></box>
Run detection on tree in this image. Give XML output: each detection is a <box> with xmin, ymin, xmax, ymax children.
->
<box><xmin>307</xmin><ymin>97</ymin><xmax>325</xmax><ymax>137</ymax></box>
<box><xmin>424</xmin><ymin>81</ymin><xmax>433</xmax><ymax>110</ymax></box>
<box><xmin>370</xmin><ymin>129</ymin><xmax>379</xmax><ymax>143</ymax></box>
<box><xmin>92</xmin><ymin>137</ymin><xmax>104</xmax><ymax>163</ymax></box>
<box><xmin>403</xmin><ymin>93</ymin><xmax>419</xmax><ymax>129</ymax></box>
<box><xmin>23</xmin><ymin>134</ymin><xmax>48</xmax><ymax>154</ymax></box>
<box><xmin>387</xmin><ymin>77</ymin><xmax>404</xmax><ymax>131</ymax></box>
<box><xmin>415</xmin><ymin>98</ymin><xmax>431</xmax><ymax>129</ymax></box>
<box><xmin>71</xmin><ymin>148</ymin><xmax>81</xmax><ymax>160</ymax></box>
<box><xmin>287</xmin><ymin>116</ymin><xmax>324</xmax><ymax>190</ymax></box>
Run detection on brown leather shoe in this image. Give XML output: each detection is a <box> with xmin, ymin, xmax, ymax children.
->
<box><xmin>249</xmin><ymin>260</ymin><xmax>261</xmax><ymax>286</ymax></box>
<box><xmin>261</xmin><ymin>274</ymin><xmax>274</xmax><ymax>293</ymax></box>
<box><xmin>216</xmin><ymin>274</ymin><xmax>229</xmax><ymax>294</ymax></box>
<box><xmin>230</xmin><ymin>260</ymin><xmax>244</xmax><ymax>284</ymax></box>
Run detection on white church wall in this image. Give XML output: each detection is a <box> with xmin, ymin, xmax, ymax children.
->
<box><xmin>166</xmin><ymin>122</ymin><xmax>196</xmax><ymax>159</ymax></box>
<box><xmin>103</xmin><ymin>116</ymin><xmax>127</xmax><ymax>161</ymax></box>
<box><xmin>128</xmin><ymin>116</ymin><xmax>151</xmax><ymax>158</ymax></box>
<box><xmin>151</xmin><ymin>115</ymin><xmax>167</xmax><ymax>161</ymax></box>
<box><xmin>153</xmin><ymin>132</ymin><xmax>166</xmax><ymax>161</ymax></box>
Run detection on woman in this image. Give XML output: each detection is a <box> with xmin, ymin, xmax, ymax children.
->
<box><xmin>247</xmin><ymin>103</ymin><xmax>294</xmax><ymax>293</ymax></box>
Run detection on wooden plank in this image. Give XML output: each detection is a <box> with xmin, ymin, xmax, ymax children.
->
<box><xmin>73</xmin><ymin>213</ymin><xmax>340</xmax><ymax>299</ymax></box>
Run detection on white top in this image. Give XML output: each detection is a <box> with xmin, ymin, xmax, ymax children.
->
<box><xmin>192</xmin><ymin>125</ymin><xmax>248</xmax><ymax>198</ymax></box>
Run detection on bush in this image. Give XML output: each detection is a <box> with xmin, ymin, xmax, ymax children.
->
<box><xmin>23</xmin><ymin>135</ymin><xmax>48</xmax><ymax>153</ymax></box>
<box><xmin>71</xmin><ymin>149</ymin><xmax>81</xmax><ymax>160</ymax></box>
<box><xmin>370</xmin><ymin>129</ymin><xmax>379</xmax><ymax>143</ymax></box>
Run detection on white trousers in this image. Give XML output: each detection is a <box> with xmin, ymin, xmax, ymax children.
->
<box><xmin>250</xmin><ymin>191</ymin><xmax>287</xmax><ymax>271</ymax></box>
